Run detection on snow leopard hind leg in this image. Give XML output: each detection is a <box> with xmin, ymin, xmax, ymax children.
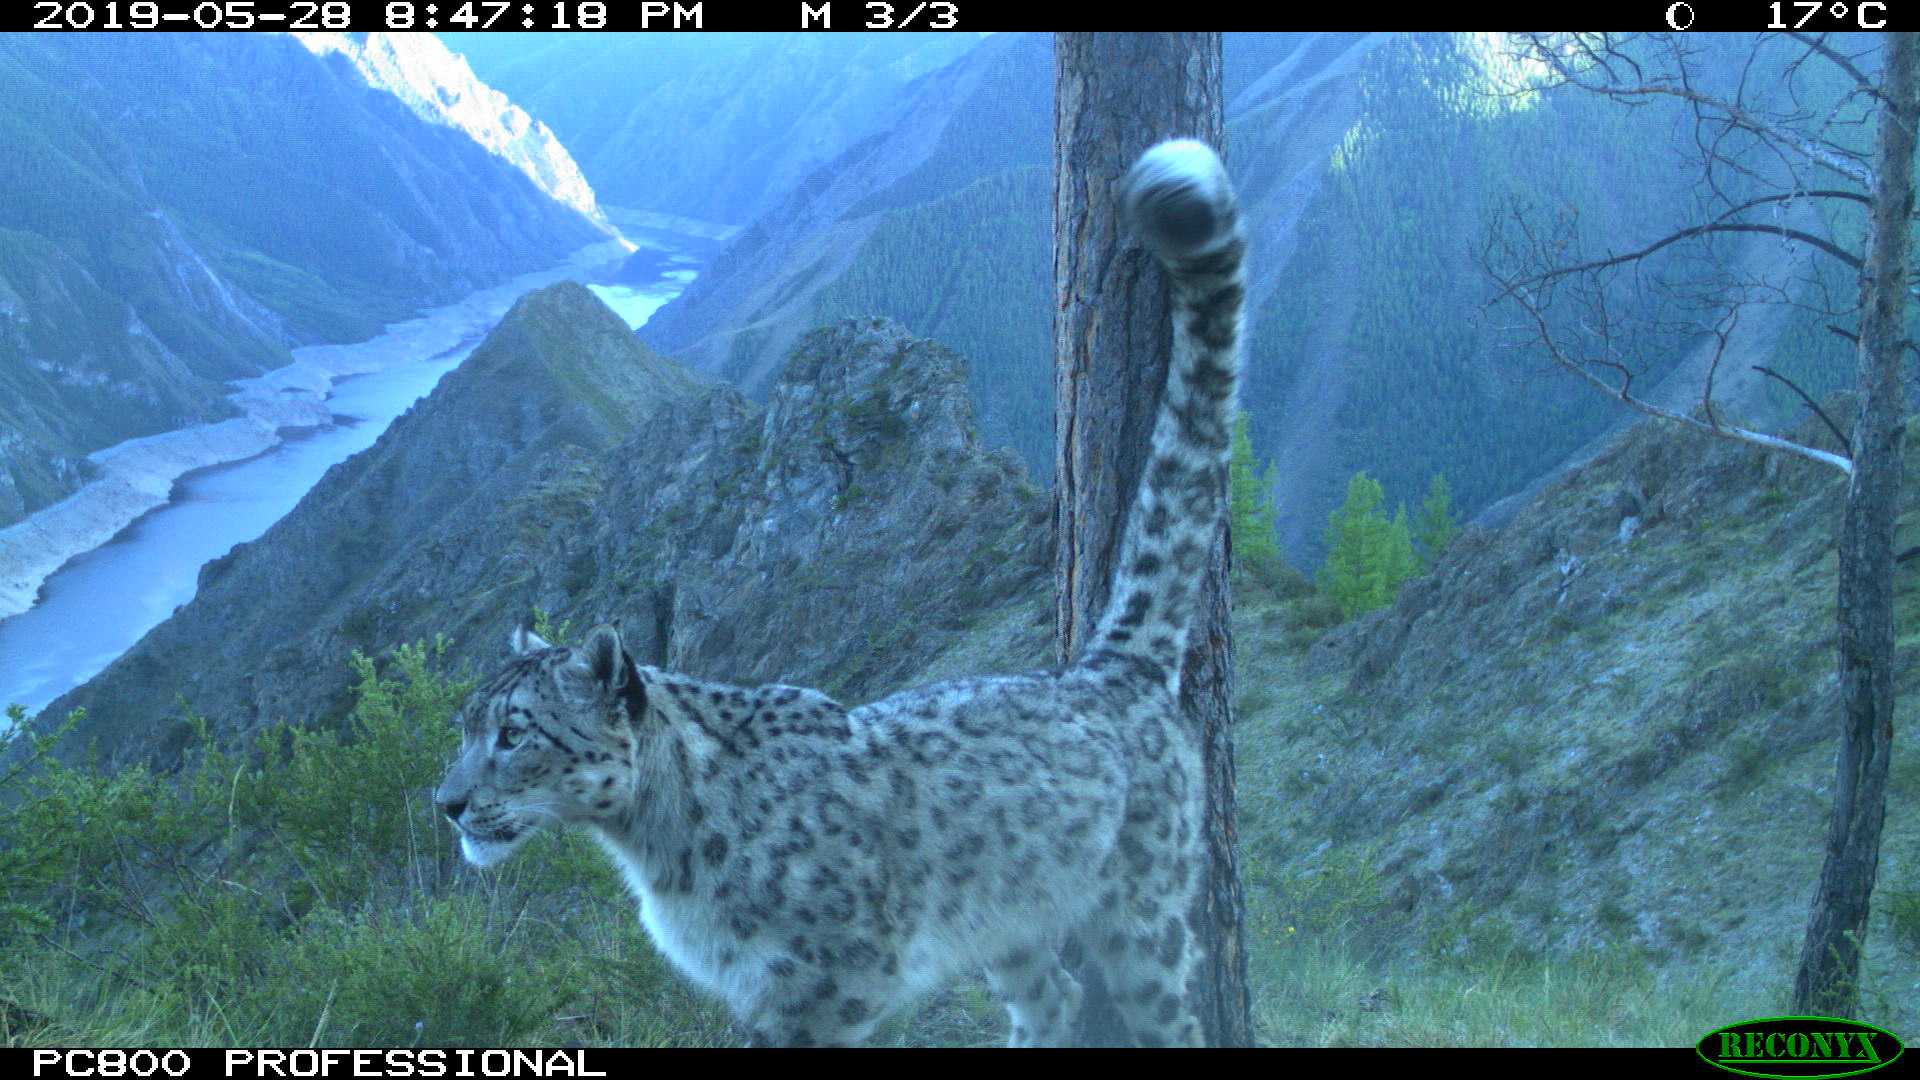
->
<box><xmin>985</xmin><ymin>944</ymin><xmax>1085</xmax><ymax>1047</ymax></box>
<box><xmin>733</xmin><ymin>964</ymin><xmax>891</xmax><ymax>1047</ymax></box>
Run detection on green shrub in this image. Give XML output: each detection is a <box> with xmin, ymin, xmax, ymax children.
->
<box><xmin>1291</xmin><ymin>593</ymin><xmax>1346</xmax><ymax>631</ymax></box>
<box><xmin>233</xmin><ymin>639</ymin><xmax>472</xmax><ymax>907</ymax></box>
<box><xmin>280</xmin><ymin>895</ymin><xmax>572</xmax><ymax>1047</ymax></box>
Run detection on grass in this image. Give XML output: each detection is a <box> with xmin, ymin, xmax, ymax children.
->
<box><xmin>5</xmin><ymin>568</ymin><xmax>1917</xmax><ymax>1047</ymax></box>
<box><xmin>1234</xmin><ymin>834</ymin><xmax>1770</xmax><ymax>1047</ymax></box>
<box><xmin>1250</xmin><ymin>929</ymin><xmax>1763</xmax><ymax>1047</ymax></box>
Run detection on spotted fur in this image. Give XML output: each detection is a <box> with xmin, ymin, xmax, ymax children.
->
<box><xmin>434</xmin><ymin>140</ymin><xmax>1244</xmax><ymax>1047</ymax></box>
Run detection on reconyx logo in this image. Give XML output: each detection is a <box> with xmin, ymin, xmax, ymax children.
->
<box><xmin>1697</xmin><ymin>1017</ymin><xmax>1905</xmax><ymax>1079</ymax></box>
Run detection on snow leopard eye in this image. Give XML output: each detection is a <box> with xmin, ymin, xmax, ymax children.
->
<box><xmin>496</xmin><ymin>726</ymin><xmax>526</xmax><ymax>751</ymax></box>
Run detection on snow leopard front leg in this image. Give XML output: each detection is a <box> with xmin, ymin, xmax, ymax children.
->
<box><xmin>735</xmin><ymin>969</ymin><xmax>887</xmax><ymax>1048</ymax></box>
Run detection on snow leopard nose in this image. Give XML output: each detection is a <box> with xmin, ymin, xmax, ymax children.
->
<box><xmin>437</xmin><ymin>797</ymin><xmax>467</xmax><ymax>822</ymax></box>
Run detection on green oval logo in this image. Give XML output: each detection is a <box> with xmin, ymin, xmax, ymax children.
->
<box><xmin>1697</xmin><ymin>1017</ymin><xmax>1906</xmax><ymax>1079</ymax></box>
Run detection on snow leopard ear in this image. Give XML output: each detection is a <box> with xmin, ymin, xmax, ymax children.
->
<box><xmin>563</xmin><ymin>624</ymin><xmax>645</xmax><ymax>719</ymax></box>
<box><xmin>510</xmin><ymin>626</ymin><xmax>552</xmax><ymax>655</ymax></box>
<box><xmin>575</xmin><ymin>624</ymin><xmax>625</xmax><ymax>686</ymax></box>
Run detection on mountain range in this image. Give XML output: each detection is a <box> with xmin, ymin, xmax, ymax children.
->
<box><xmin>634</xmin><ymin>32</ymin><xmax>1853</xmax><ymax>569</ymax></box>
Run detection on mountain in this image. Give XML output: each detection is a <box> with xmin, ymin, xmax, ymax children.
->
<box><xmin>43</xmin><ymin>287</ymin><xmax>1049</xmax><ymax>767</ymax></box>
<box><xmin>0</xmin><ymin>31</ymin><xmax>611</xmax><ymax>593</ymax></box>
<box><xmin>294</xmin><ymin>32</ymin><xmax>611</xmax><ymax>231</ymax></box>
<box><xmin>439</xmin><ymin>31</ymin><xmax>986</xmax><ymax>230</ymax></box>
<box><xmin>635</xmin><ymin>33</ymin><xmax>1849</xmax><ymax>573</ymax></box>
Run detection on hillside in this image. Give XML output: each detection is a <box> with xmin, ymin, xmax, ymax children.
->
<box><xmin>1235</xmin><ymin>402</ymin><xmax>1919</xmax><ymax>1026</ymax></box>
<box><xmin>638</xmin><ymin>33</ymin><xmax>1054</xmax><ymax>401</ymax></box>
<box><xmin>0</xmin><ymin>33</ymin><xmax>608</xmax><ymax>534</ymax></box>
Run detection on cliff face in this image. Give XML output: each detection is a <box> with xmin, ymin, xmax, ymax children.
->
<box><xmin>0</xmin><ymin>32</ymin><xmax>608</xmax><ymax>531</ymax></box>
<box><xmin>294</xmin><ymin>32</ymin><xmax>611</xmax><ymax>231</ymax></box>
<box><xmin>45</xmin><ymin>289</ymin><xmax>1049</xmax><ymax>768</ymax></box>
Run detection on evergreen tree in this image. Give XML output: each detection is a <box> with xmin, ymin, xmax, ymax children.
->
<box><xmin>1319</xmin><ymin>471</ymin><xmax>1417</xmax><ymax>618</ymax></box>
<box><xmin>1389</xmin><ymin>503</ymin><xmax>1419</xmax><ymax>588</ymax></box>
<box><xmin>1412</xmin><ymin>472</ymin><xmax>1461</xmax><ymax>570</ymax></box>
<box><xmin>1228</xmin><ymin>412</ymin><xmax>1283</xmax><ymax>585</ymax></box>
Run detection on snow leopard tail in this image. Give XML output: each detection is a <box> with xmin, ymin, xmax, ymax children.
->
<box><xmin>1087</xmin><ymin>140</ymin><xmax>1245</xmax><ymax>691</ymax></box>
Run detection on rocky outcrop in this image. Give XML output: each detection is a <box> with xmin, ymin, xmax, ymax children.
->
<box><xmin>586</xmin><ymin>317</ymin><xmax>1050</xmax><ymax>698</ymax></box>
<box><xmin>45</xmin><ymin>292</ymin><xmax>1050</xmax><ymax>770</ymax></box>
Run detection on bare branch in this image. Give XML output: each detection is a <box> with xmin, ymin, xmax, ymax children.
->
<box><xmin>1512</xmin><ymin>33</ymin><xmax>1876</xmax><ymax>187</ymax></box>
<box><xmin>1481</xmin><ymin>201</ymin><xmax>1855</xmax><ymax>477</ymax></box>
<box><xmin>1784</xmin><ymin>32</ymin><xmax>1885</xmax><ymax>103</ymax></box>
<box><xmin>1506</xmin><ymin>190</ymin><xmax>1865</xmax><ymax>299</ymax></box>
<box><xmin>1701</xmin><ymin>308</ymin><xmax>1737</xmax><ymax>427</ymax></box>
<box><xmin>1753</xmin><ymin>364</ymin><xmax>1852</xmax><ymax>451</ymax></box>
<box><xmin>1521</xmin><ymin>290</ymin><xmax>1853</xmax><ymax>475</ymax></box>
<box><xmin>1539</xmin><ymin>222</ymin><xmax>1857</xmax><ymax>286</ymax></box>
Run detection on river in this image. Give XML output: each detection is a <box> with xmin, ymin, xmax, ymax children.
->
<box><xmin>0</xmin><ymin>239</ymin><xmax>700</xmax><ymax>714</ymax></box>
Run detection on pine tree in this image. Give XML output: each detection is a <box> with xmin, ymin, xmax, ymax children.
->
<box><xmin>1412</xmin><ymin>473</ymin><xmax>1460</xmax><ymax>570</ymax></box>
<box><xmin>1389</xmin><ymin>504</ymin><xmax>1418</xmax><ymax>588</ymax></box>
<box><xmin>1319</xmin><ymin>471</ymin><xmax>1417</xmax><ymax>618</ymax></box>
<box><xmin>1228</xmin><ymin>412</ymin><xmax>1283</xmax><ymax>585</ymax></box>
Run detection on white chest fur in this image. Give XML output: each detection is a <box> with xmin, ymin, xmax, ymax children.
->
<box><xmin>595</xmin><ymin>831</ymin><xmax>770</xmax><ymax>1009</ymax></box>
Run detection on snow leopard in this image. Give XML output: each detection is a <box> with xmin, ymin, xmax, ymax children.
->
<box><xmin>434</xmin><ymin>139</ymin><xmax>1244</xmax><ymax>1047</ymax></box>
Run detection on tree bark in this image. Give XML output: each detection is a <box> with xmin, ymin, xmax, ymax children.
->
<box><xmin>1791</xmin><ymin>30</ymin><xmax>1916</xmax><ymax>1019</ymax></box>
<box><xmin>1053</xmin><ymin>32</ymin><xmax>1251</xmax><ymax>1047</ymax></box>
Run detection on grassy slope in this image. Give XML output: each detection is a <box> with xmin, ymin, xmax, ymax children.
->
<box><xmin>1236</xmin><ymin>413</ymin><xmax>1920</xmax><ymax>1041</ymax></box>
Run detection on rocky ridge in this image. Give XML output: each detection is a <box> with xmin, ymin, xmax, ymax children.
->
<box><xmin>43</xmin><ymin>289</ymin><xmax>1050</xmax><ymax>768</ymax></box>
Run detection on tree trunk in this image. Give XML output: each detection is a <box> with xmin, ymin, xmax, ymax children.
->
<box><xmin>1053</xmin><ymin>32</ymin><xmax>1252</xmax><ymax>1048</ymax></box>
<box><xmin>1791</xmin><ymin>30</ymin><xmax>1916</xmax><ymax>1019</ymax></box>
